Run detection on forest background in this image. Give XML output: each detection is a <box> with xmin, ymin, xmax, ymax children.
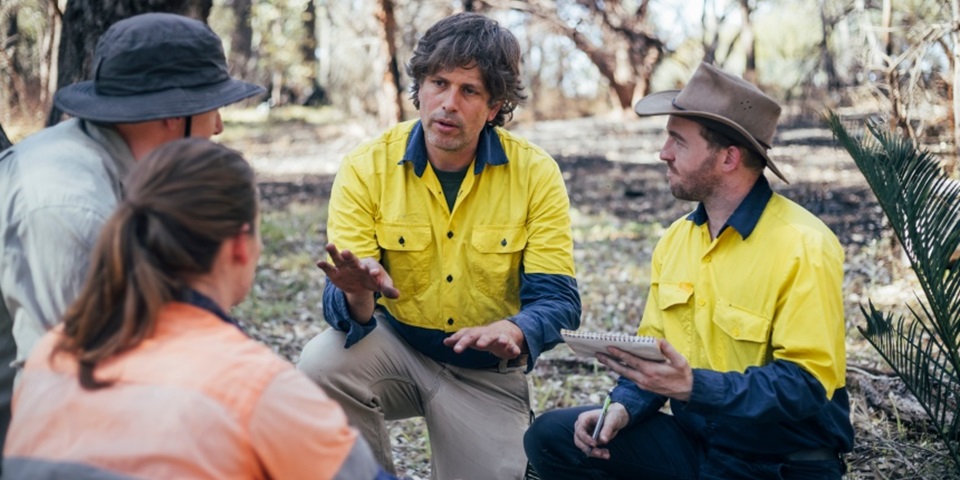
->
<box><xmin>2</xmin><ymin>0</ymin><xmax>960</xmax><ymax>478</ymax></box>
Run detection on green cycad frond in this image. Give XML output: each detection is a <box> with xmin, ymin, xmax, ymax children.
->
<box><xmin>827</xmin><ymin>112</ymin><xmax>960</xmax><ymax>472</ymax></box>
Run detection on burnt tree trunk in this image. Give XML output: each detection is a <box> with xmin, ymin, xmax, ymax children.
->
<box><xmin>300</xmin><ymin>0</ymin><xmax>327</xmax><ymax>106</ymax></box>
<box><xmin>47</xmin><ymin>0</ymin><xmax>213</xmax><ymax>126</ymax></box>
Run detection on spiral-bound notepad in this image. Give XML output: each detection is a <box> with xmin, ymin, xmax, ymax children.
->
<box><xmin>561</xmin><ymin>329</ymin><xmax>665</xmax><ymax>362</ymax></box>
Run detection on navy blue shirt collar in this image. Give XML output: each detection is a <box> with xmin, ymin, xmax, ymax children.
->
<box><xmin>686</xmin><ymin>175</ymin><xmax>773</xmax><ymax>240</ymax></box>
<box><xmin>399</xmin><ymin>120</ymin><xmax>509</xmax><ymax>176</ymax></box>
<box><xmin>178</xmin><ymin>288</ymin><xmax>246</xmax><ymax>334</ymax></box>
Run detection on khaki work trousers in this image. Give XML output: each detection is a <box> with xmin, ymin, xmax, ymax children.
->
<box><xmin>297</xmin><ymin>317</ymin><xmax>530</xmax><ymax>480</ymax></box>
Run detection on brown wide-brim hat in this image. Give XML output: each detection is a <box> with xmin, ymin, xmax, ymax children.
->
<box><xmin>54</xmin><ymin>13</ymin><xmax>265</xmax><ymax>123</ymax></box>
<box><xmin>633</xmin><ymin>62</ymin><xmax>787</xmax><ymax>183</ymax></box>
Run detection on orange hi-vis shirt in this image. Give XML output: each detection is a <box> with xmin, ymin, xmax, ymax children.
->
<box><xmin>4</xmin><ymin>302</ymin><xmax>383</xmax><ymax>479</ymax></box>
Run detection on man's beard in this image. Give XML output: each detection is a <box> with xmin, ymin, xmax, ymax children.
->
<box><xmin>669</xmin><ymin>154</ymin><xmax>720</xmax><ymax>202</ymax></box>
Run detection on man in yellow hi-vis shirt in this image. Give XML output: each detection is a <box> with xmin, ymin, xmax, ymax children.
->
<box><xmin>297</xmin><ymin>12</ymin><xmax>581</xmax><ymax>480</ymax></box>
<box><xmin>525</xmin><ymin>63</ymin><xmax>854</xmax><ymax>480</ymax></box>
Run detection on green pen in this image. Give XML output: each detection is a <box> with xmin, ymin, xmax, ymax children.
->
<box><xmin>591</xmin><ymin>392</ymin><xmax>613</xmax><ymax>441</ymax></box>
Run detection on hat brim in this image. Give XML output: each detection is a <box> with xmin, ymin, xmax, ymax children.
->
<box><xmin>54</xmin><ymin>78</ymin><xmax>265</xmax><ymax>123</ymax></box>
<box><xmin>634</xmin><ymin>91</ymin><xmax>788</xmax><ymax>183</ymax></box>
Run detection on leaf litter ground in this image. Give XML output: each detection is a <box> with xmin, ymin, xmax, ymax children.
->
<box><xmin>223</xmin><ymin>111</ymin><xmax>958</xmax><ymax>479</ymax></box>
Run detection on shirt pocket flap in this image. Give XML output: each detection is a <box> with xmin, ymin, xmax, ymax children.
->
<box><xmin>471</xmin><ymin>225</ymin><xmax>527</xmax><ymax>254</ymax></box>
<box><xmin>658</xmin><ymin>282</ymin><xmax>694</xmax><ymax>309</ymax></box>
<box><xmin>714</xmin><ymin>302</ymin><xmax>771</xmax><ymax>343</ymax></box>
<box><xmin>376</xmin><ymin>223</ymin><xmax>432</xmax><ymax>251</ymax></box>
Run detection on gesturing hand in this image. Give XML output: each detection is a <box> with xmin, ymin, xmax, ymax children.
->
<box><xmin>442</xmin><ymin>320</ymin><xmax>526</xmax><ymax>360</ymax></box>
<box><xmin>316</xmin><ymin>243</ymin><xmax>400</xmax><ymax>299</ymax></box>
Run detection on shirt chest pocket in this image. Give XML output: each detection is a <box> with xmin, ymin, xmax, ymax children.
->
<box><xmin>470</xmin><ymin>225</ymin><xmax>527</xmax><ymax>299</ymax></box>
<box><xmin>376</xmin><ymin>223</ymin><xmax>433</xmax><ymax>297</ymax></box>
<box><xmin>713</xmin><ymin>301</ymin><xmax>772</xmax><ymax>369</ymax></box>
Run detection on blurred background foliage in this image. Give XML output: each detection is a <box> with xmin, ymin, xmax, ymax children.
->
<box><xmin>1</xmin><ymin>0</ymin><xmax>959</xmax><ymax>170</ymax></box>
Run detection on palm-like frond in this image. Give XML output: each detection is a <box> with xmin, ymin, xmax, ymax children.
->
<box><xmin>826</xmin><ymin>112</ymin><xmax>960</xmax><ymax>472</ymax></box>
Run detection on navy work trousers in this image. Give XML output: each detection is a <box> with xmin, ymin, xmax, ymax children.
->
<box><xmin>524</xmin><ymin>406</ymin><xmax>845</xmax><ymax>480</ymax></box>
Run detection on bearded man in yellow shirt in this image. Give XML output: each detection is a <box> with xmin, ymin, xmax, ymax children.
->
<box><xmin>525</xmin><ymin>62</ymin><xmax>854</xmax><ymax>480</ymax></box>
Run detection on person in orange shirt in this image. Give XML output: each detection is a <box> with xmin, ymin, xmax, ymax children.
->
<box><xmin>3</xmin><ymin>139</ymin><xmax>395</xmax><ymax>480</ymax></box>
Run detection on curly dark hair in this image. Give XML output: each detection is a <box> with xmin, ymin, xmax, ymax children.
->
<box><xmin>406</xmin><ymin>12</ymin><xmax>527</xmax><ymax>127</ymax></box>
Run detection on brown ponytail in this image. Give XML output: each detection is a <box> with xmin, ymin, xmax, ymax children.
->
<box><xmin>54</xmin><ymin>138</ymin><xmax>258</xmax><ymax>389</ymax></box>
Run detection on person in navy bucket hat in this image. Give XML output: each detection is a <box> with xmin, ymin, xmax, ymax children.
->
<box><xmin>0</xmin><ymin>13</ymin><xmax>265</xmax><ymax>462</ymax></box>
<box><xmin>54</xmin><ymin>13</ymin><xmax>263</xmax><ymax>124</ymax></box>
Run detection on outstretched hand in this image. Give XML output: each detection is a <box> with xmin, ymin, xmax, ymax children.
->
<box><xmin>316</xmin><ymin>243</ymin><xmax>399</xmax><ymax>299</ymax></box>
<box><xmin>598</xmin><ymin>339</ymin><xmax>694</xmax><ymax>402</ymax></box>
<box><xmin>442</xmin><ymin>320</ymin><xmax>526</xmax><ymax>360</ymax></box>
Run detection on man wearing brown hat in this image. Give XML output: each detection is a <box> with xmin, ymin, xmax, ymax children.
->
<box><xmin>0</xmin><ymin>12</ymin><xmax>263</xmax><ymax>455</ymax></box>
<box><xmin>524</xmin><ymin>62</ymin><xmax>853</xmax><ymax>479</ymax></box>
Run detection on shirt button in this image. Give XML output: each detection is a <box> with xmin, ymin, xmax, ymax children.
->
<box><xmin>732</xmin><ymin>327</ymin><xmax>741</xmax><ymax>337</ymax></box>
<box><xmin>500</xmin><ymin>238</ymin><xmax>507</xmax><ymax>247</ymax></box>
<box><xmin>703</xmin><ymin>255</ymin><xmax>711</xmax><ymax>263</ymax></box>
<box><xmin>697</xmin><ymin>299</ymin><xmax>706</xmax><ymax>307</ymax></box>
<box><xmin>398</xmin><ymin>236</ymin><xmax>405</xmax><ymax>245</ymax></box>
<box><xmin>447</xmin><ymin>231</ymin><xmax>454</xmax><ymax>239</ymax></box>
<box><xmin>446</xmin><ymin>275</ymin><xmax>453</xmax><ymax>282</ymax></box>
<box><xmin>447</xmin><ymin>318</ymin><xmax>454</xmax><ymax>325</ymax></box>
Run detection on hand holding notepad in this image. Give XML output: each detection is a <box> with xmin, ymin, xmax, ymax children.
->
<box><xmin>561</xmin><ymin>329</ymin><xmax>665</xmax><ymax>362</ymax></box>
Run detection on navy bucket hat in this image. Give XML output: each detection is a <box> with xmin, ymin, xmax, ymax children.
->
<box><xmin>54</xmin><ymin>13</ymin><xmax>264</xmax><ymax>123</ymax></box>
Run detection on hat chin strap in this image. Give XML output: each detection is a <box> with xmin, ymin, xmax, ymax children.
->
<box><xmin>183</xmin><ymin>115</ymin><xmax>192</xmax><ymax>138</ymax></box>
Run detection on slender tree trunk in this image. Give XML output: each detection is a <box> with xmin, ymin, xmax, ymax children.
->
<box><xmin>300</xmin><ymin>0</ymin><xmax>327</xmax><ymax>106</ymax></box>
<box><xmin>879</xmin><ymin>0</ymin><xmax>909</xmax><ymax>135</ymax></box>
<box><xmin>40</xmin><ymin>0</ymin><xmax>63</xmax><ymax>111</ymax></box>
<box><xmin>738</xmin><ymin>0</ymin><xmax>756</xmax><ymax>83</ymax></box>
<box><xmin>949</xmin><ymin>0</ymin><xmax>960</xmax><ymax>176</ymax></box>
<box><xmin>375</xmin><ymin>0</ymin><xmax>403</xmax><ymax>125</ymax></box>
<box><xmin>881</xmin><ymin>0</ymin><xmax>893</xmax><ymax>57</ymax></box>
<box><xmin>702</xmin><ymin>0</ymin><xmax>719</xmax><ymax>64</ymax></box>
<box><xmin>47</xmin><ymin>0</ymin><xmax>213</xmax><ymax>127</ymax></box>
<box><xmin>229</xmin><ymin>0</ymin><xmax>253</xmax><ymax>81</ymax></box>
<box><xmin>819</xmin><ymin>0</ymin><xmax>841</xmax><ymax>90</ymax></box>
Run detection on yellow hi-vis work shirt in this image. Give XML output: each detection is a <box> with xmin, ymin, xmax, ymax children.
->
<box><xmin>639</xmin><ymin>186</ymin><xmax>846</xmax><ymax>400</ymax></box>
<box><xmin>326</xmin><ymin>120</ymin><xmax>577</xmax><ymax>336</ymax></box>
